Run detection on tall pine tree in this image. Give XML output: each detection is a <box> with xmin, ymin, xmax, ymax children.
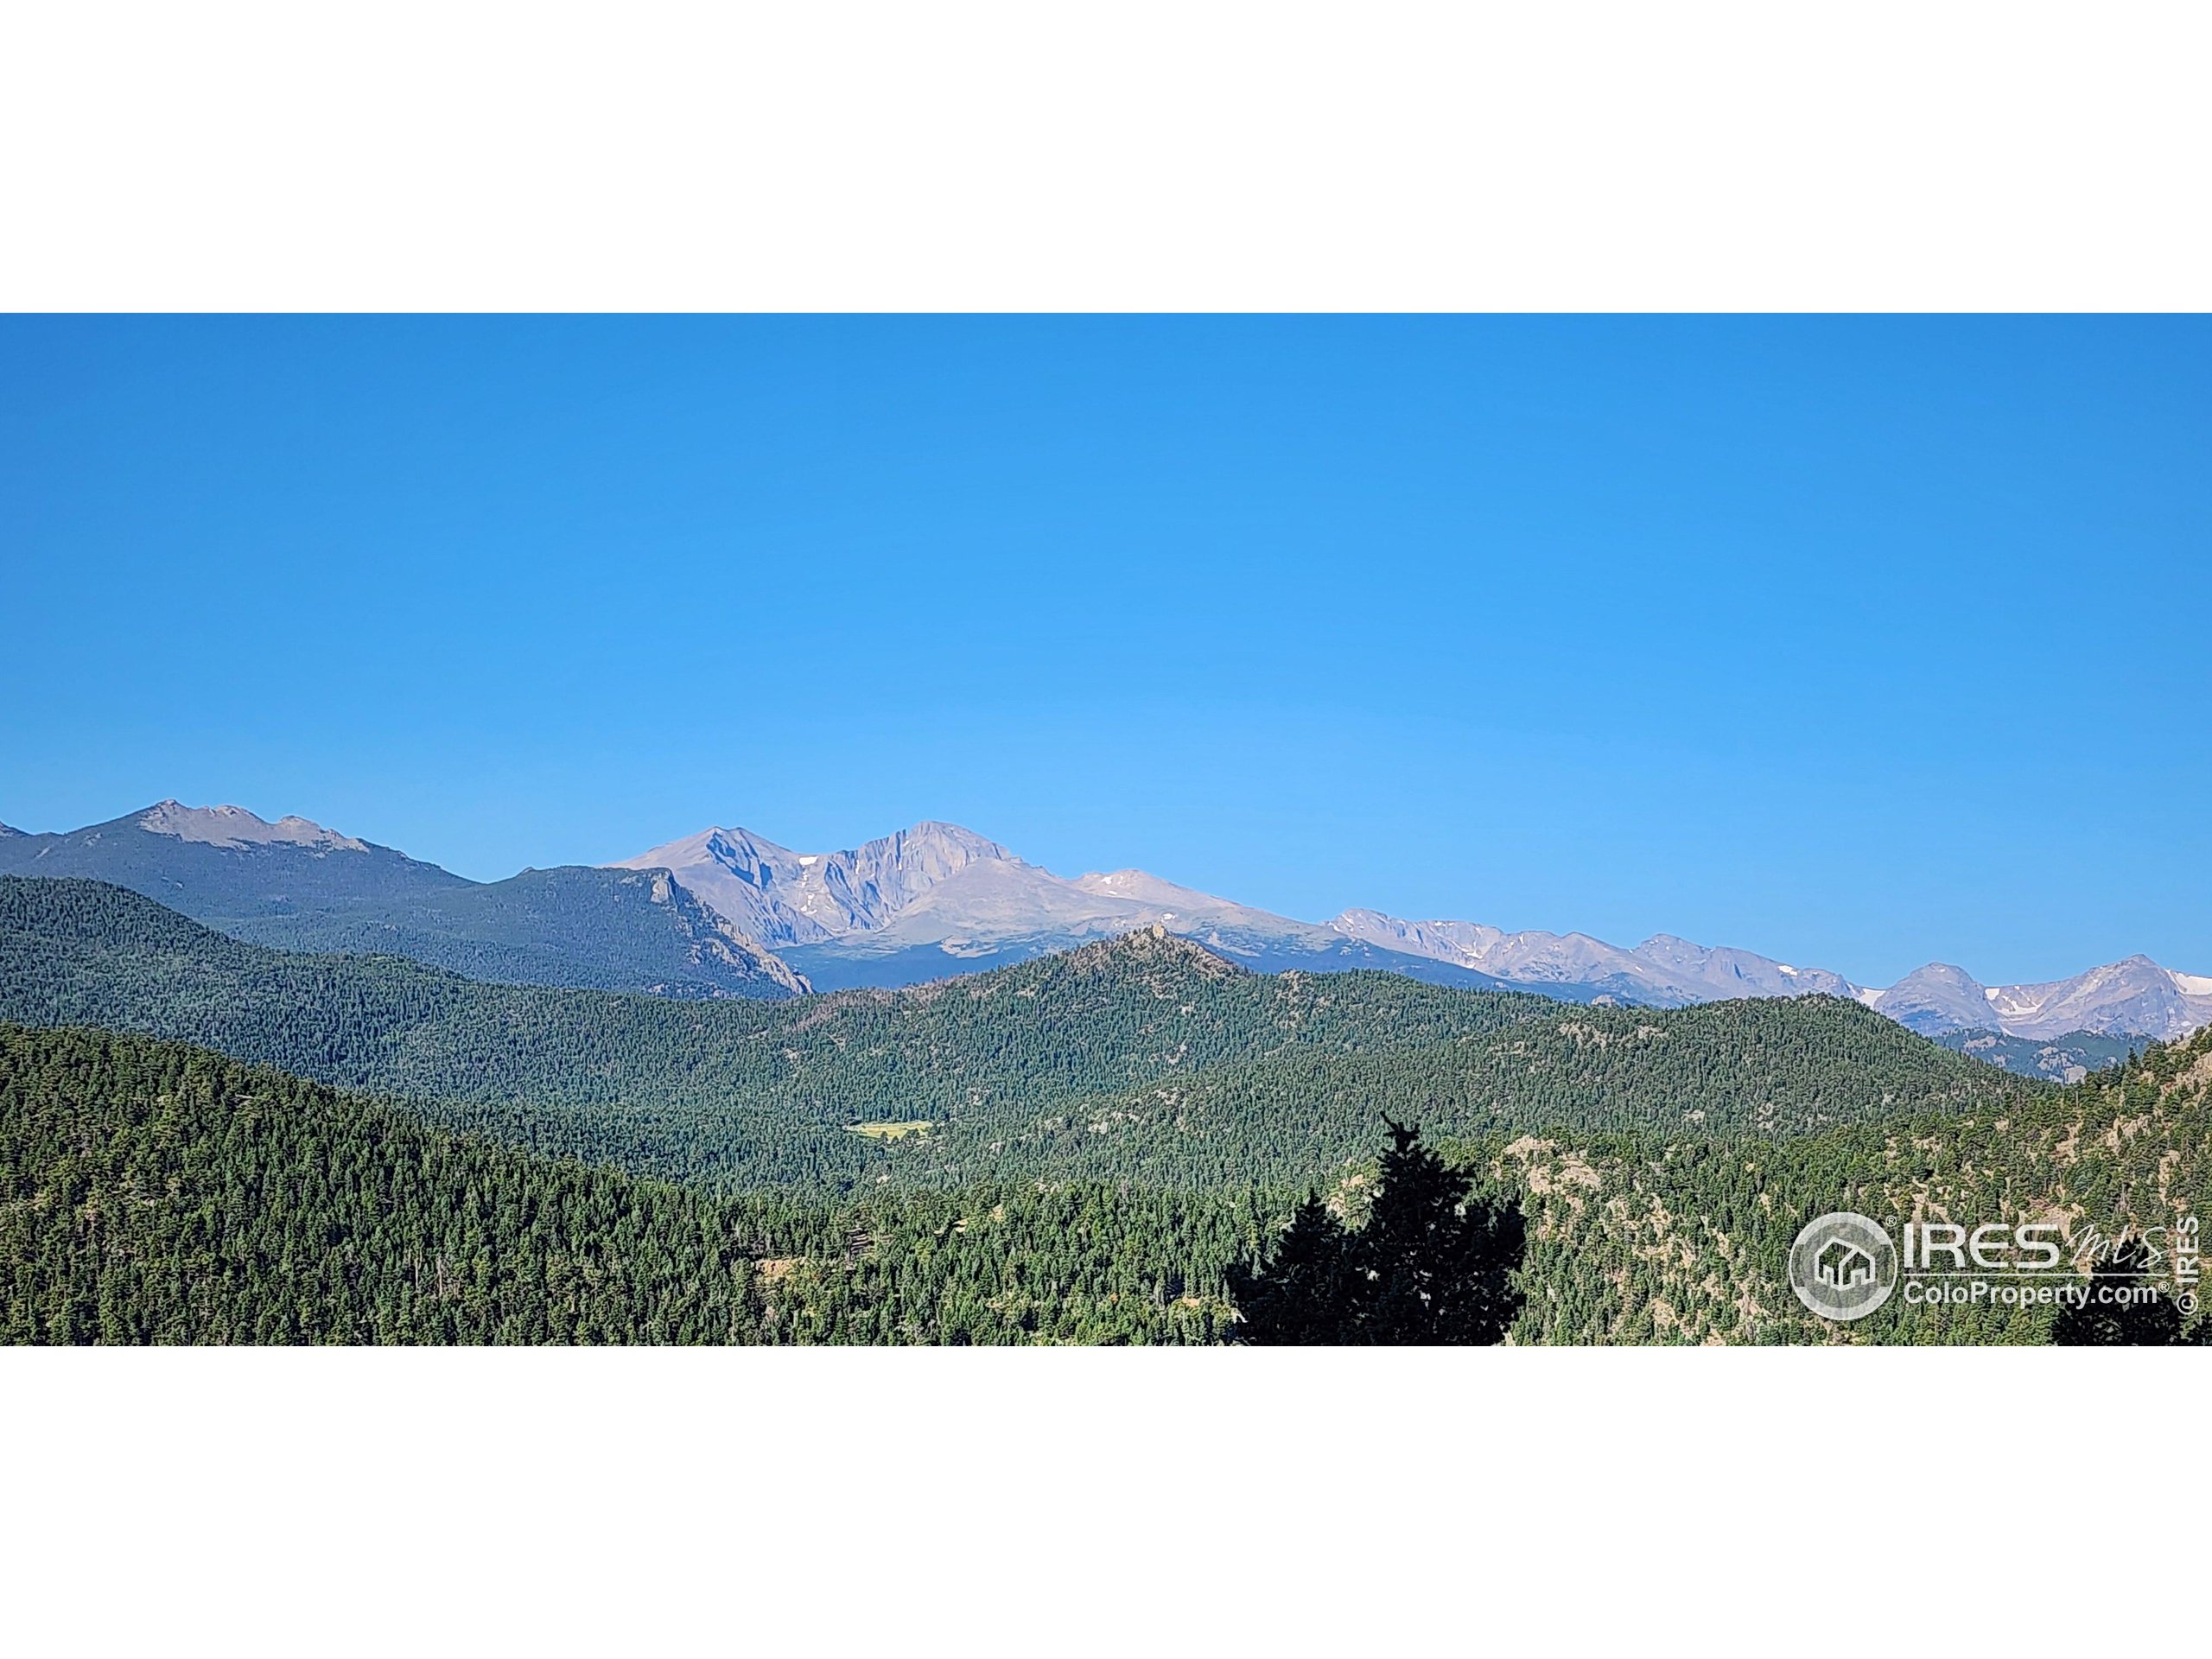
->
<box><xmin>1357</xmin><ymin>1116</ymin><xmax>1527</xmax><ymax>1344</ymax></box>
<box><xmin>2050</xmin><ymin>1237</ymin><xmax>2203</xmax><ymax>1345</ymax></box>
<box><xmin>1225</xmin><ymin>1192</ymin><xmax>1357</xmax><ymax>1344</ymax></box>
<box><xmin>1230</xmin><ymin>1118</ymin><xmax>1525</xmax><ymax>1345</ymax></box>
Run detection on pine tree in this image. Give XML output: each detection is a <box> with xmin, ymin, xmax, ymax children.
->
<box><xmin>2051</xmin><ymin>1237</ymin><xmax>2190</xmax><ymax>1345</ymax></box>
<box><xmin>1230</xmin><ymin>1120</ymin><xmax>1526</xmax><ymax>1345</ymax></box>
<box><xmin>1225</xmin><ymin>1192</ymin><xmax>1356</xmax><ymax>1344</ymax></box>
<box><xmin>1354</xmin><ymin>1117</ymin><xmax>1526</xmax><ymax>1344</ymax></box>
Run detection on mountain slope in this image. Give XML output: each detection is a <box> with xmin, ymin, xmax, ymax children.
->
<box><xmin>1872</xmin><ymin>956</ymin><xmax>2212</xmax><ymax>1042</ymax></box>
<box><xmin>0</xmin><ymin>800</ymin><xmax>467</xmax><ymax>914</ymax></box>
<box><xmin>1480</xmin><ymin>1019</ymin><xmax>2212</xmax><ymax>1344</ymax></box>
<box><xmin>0</xmin><ymin>803</ymin><xmax>804</xmax><ymax>999</ymax></box>
<box><xmin>1872</xmin><ymin>963</ymin><xmax>1999</xmax><ymax>1035</ymax></box>
<box><xmin>0</xmin><ymin>878</ymin><xmax>2044</xmax><ymax>1192</ymax></box>
<box><xmin>0</xmin><ymin>1023</ymin><xmax>760</xmax><ymax>1344</ymax></box>
<box><xmin>1931</xmin><ymin>1027</ymin><xmax>2137</xmax><ymax>1084</ymax></box>
<box><xmin>607</xmin><ymin>822</ymin><xmax>1022</xmax><ymax>946</ymax></box>
<box><xmin>222</xmin><ymin>865</ymin><xmax>806</xmax><ymax>997</ymax></box>
<box><xmin>612</xmin><ymin>821</ymin><xmax>1230</xmax><ymax>963</ymax></box>
<box><xmin>1330</xmin><ymin>908</ymin><xmax>1863</xmax><ymax>1006</ymax></box>
<box><xmin>7</xmin><ymin>1015</ymin><xmax>2197</xmax><ymax>1347</ymax></box>
<box><xmin>1979</xmin><ymin>957</ymin><xmax>2212</xmax><ymax>1041</ymax></box>
<box><xmin>758</xmin><ymin>1025</ymin><xmax>2212</xmax><ymax>1344</ymax></box>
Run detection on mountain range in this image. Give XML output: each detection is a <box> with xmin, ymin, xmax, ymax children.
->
<box><xmin>609</xmin><ymin>821</ymin><xmax>1522</xmax><ymax>992</ymax></box>
<box><xmin>2</xmin><ymin>800</ymin><xmax>2205</xmax><ymax>1052</ymax></box>
<box><xmin>611</xmin><ymin>817</ymin><xmax>2211</xmax><ymax>1047</ymax></box>
<box><xmin>0</xmin><ymin>803</ymin><xmax>803</xmax><ymax>998</ymax></box>
<box><xmin>1330</xmin><ymin>909</ymin><xmax>2212</xmax><ymax>1044</ymax></box>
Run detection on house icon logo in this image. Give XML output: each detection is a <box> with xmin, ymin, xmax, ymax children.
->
<box><xmin>1788</xmin><ymin>1211</ymin><xmax>1897</xmax><ymax>1321</ymax></box>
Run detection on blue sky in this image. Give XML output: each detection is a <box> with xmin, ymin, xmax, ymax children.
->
<box><xmin>3</xmin><ymin>315</ymin><xmax>2205</xmax><ymax>985</ymax></box>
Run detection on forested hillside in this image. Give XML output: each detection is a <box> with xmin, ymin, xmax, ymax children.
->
<box><xmin>0</xmin><ymin>1021</ymin><xmax>1263</xmax><ymax>1345</ymax></box>
<box><xmin>1475</xmin><ymin>1018</ymin><xmax>2212</xmax><ymax>1344</ymax></box>
<box><xmin>4</xmin><ymin>1018</ymin><xmax>2202</xmax><ymax>1345</ymax></box>
<box><xmin>745</xmin><ymin>1024</ymin><xmax>2212</xmax><ymax>1345</ymax></box>
<box><xmin>0</xmin><ymin>877</ymin><xmax>2043</xmax><ymax>1192</ymax></box>
<box><xmin>0</xmin><ymin>1025</ymin><xmax>759</xmax><ymax>1344</ymax></box>
<box><xmin>1933</xmin><ymin>1027</ymin><xmax>2136</xmax><ymax>1083</ymax></box>
<box><xmin>10</xmin><ymin>876</ymin><xmax>2181</xmax><ymax>1349</ymax></box>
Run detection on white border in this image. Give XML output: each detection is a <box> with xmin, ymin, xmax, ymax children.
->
<box><xmin>3</xmin><ymin>3</ymin><xmax>2209</xmax><ymax>310</ymax></box>
<box><xmin>4</xmin><ymin>1346</ymin><xmax>2202</xmax><ymax>1652</ymax></box>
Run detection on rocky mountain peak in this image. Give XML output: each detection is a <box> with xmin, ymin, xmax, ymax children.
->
<box><xmin>136</xmin><ymin>801</ymin><xmax>369</xmax><ymax>853</ymax></box>
<box><xmin>610</xmin><ymin>818</ymin><xmax>1022</xmax><ymax>947</ymax></box>
<box><xmin>1058</xmin><ymin>925</ymin><xmax>1246</xmax><ymax>981</ymax></box>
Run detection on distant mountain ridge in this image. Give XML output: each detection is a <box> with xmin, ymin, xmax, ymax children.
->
<box><xmin>612</xmin><ymin>817</ymin><xmax>2211</xmax><ymax>1046</ymax></box>
<box><xmin>136</xmin><ymin>800</ymin><xmax>371</xmax><ymax>853</ymax></box>
<box><xmin>0</xmin><ymin>802</ymin><xmax>804</xmax><ymax>999</ymax></box>
<box><xmin>0</xmin><ymin>799</ymin><xmax>467</xmax><ymax>913</ymax></box>
<box><xmin>5</xmin><ymin>800</ymin><xmax>2202</xmax><ymax>1045</ymax></box>
<box><xmin>222</xmin><ymin>864</ymin><xmax>808</xmax><ymax>997</ymax></box>
<box><xmin>1327</xmin><ymin>909</ymin><xmax>1859</xmax><ymax>1006</ymax></box>
<box><xmin>1336</xmin><ymin>906</ymin><xmax>2211</xmax><ymax>1044</ymax></box>
<box><xmin>610</xmin><ymin>822</ymin><xmax>1078</xmax><ymax>948</ymax></box>
<box><xmin>610</xmin><ymin>821</ymin><xmax>1543</xmax><ymax>995</ymax></box>
<box><xmin>1868</xmin><ymin>956</ymin><xmax>2212</xmax><ymax>1043</ymax></box>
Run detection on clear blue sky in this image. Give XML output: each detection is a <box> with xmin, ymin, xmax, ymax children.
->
<box><xmin>3</xmin><ymin>315</ymin><xmax>2205</xmax><ymax>985</ymax></box>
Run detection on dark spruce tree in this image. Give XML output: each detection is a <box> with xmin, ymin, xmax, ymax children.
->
<box><xmin>1224</xmin><ymin>1192</ymin><xmax>1357</xmax><ymax>1344</ymax></box>
<box><xmin>2050</xmin><ymin>1237</ymin><xmax>2198</xmax><ymax>1346</ymax></box>
<box><xmin>1357</xmin><ymin>1117</ymin><xmax>1527</xmax><ymax>1344</ymax></box>
<box><xmin>1230</xmin><ymin>1118</ymin><xmax>1526</xmax><ymax>1345</ymax></box>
